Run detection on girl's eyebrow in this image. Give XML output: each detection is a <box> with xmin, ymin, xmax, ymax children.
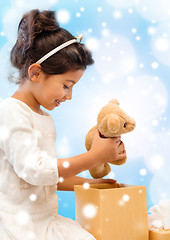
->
<box><xmin>66</xmin><ymin>80</ymin><xmax>76</xmax><ymax>84</ymax></box>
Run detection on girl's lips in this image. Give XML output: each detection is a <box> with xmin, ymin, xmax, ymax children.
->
<box><xmin>55</xmin><ymin>100</ymin><xmax>60</xmax><ymax>107</ymax></box>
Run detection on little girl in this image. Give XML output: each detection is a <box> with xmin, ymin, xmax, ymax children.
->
<box><xmin>0</xmin><ymin>9</ymin><xmax>126</xmax><ymax>240</ymax></box>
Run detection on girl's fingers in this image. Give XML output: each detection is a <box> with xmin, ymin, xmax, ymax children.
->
<box><xmin>118</xmin><ymin>150</ymin><xmax>126</xmax><ymax>159</ymax></box>
<box><xmin>102</xmin><ymin>178</ymin><xmax>117</xmax><ymax>183</ymax></box>
<box><xmin>118</xmin><ymin>141</ymin><xmax>125</xmax><ymax>152</ymax></box>
<box><xmin>94</xmin><ymin>178</ymin><xmax>117</xmax><ymax>184</ymax></box>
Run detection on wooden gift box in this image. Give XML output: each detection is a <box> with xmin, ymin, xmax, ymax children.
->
<box><xmin>74</xmin><ymin>183</ymin><xmax>148</xmax><ymax>240</ymax></box>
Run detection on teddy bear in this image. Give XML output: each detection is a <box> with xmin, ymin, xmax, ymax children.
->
<box><xmin>85</xmin><ymin>99</ymin><xmax>136</xmax><ymax>179</ymax></box>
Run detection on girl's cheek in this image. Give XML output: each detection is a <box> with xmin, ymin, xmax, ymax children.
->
<box><xmin>58</xmin><ymin>88</ymin><xmax>65</xmax><ymax>98</ymax></box>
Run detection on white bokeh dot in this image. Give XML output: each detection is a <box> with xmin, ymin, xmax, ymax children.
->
<box><xmin>0</xmin><ymin>126</ymin><xmax>10</xmax><ymax>141</ymax></box>
<box><xmin>102</xmin><ymin>22</ymin><xmax>107</xmax><ymax>27</ymax></box>
<box><xmin>152</xmin><ymin>119</ymin><xmax>159</xmax><ymax>126</ymax></box>
<box><xmin>122</xmin><ymin>194</ymin><xmax>130</xmax><ymax>202</ymax></box>
<box><xmin>140</xmin><ymin>168</ymin><xmax>147</xmax><ymax>176</ymax></box>
<box><xmin>63</xmin><ymin>161</ymin><xmax>70</xmax><ymax>168</ymax></box>
<box><xmin>132</xmin><ymin>28</ymin><xmax>137</xmax><ymax>33</ymax></box>
<box><xmin>27</xmin><ymin>231</ymin><xmax>36</xmax><ymax>239</ymax></box>
<box><xmin>83</xmin><ymin>204</ymin><xmax>97</xmax><ymax>218</ymax></box>
<box><xmin>59</xmin><ymin>177</ymin><xmax>64</xmax><ymax>182</ymax></box>
<box><xmin>139</xmin><ymin>63</ymin><xmax>144</xmax><ymax>68</ymax></box>
<box><xmin>108</xmin><ymin>171</ymin><xmax>116</xmax><ymax>179</ymax></box>
<box><xmin>128</xmin><ymin>8</ymin><xmax>133</xmax><ymax>14</ymax></box>
<box><xmin>57</xmin><ymin>9</ymin><xmax>71</xmax><ymax>24</ymax></box>
<box><xmin>101</xmin><ymin>29</ymin><xmax>110</xmax><ymax>37</ymax></box>
<box><xmin>97</xmin><ymin>7</ymin><xmax>103</xmax><ymax>12</ymax></box>
<box><xmin>150</xmin><ymin>155</ymin><xmax>164</xmax><ymax>170</ymax></box>
<box><xmin>147</xmin><ymin>26</ymin><xmax>156</xmax><ymax>35</ymax></box>
<box><xmin>85</xmin><ymin>38</ymin><xmax>99</xmax><ymax>51</ymax></box>
<box><xmin>119</xmin><ymin>200</ymin><xmax>125</xmax><ymax>206</ymax></box>
<box><xmin>136</xmin><ymin>36</ymin><xmax>141</xmax><ymax>41</ymax></box>
<box><xmin>113</xmin><ymin>11</ymin><xmax>122</xmax><ymax>19</ymax></box>
<box><xmin>88</xmin><ymin>28</ymin><xmax>93</xmax><ymax>33</ymax></box>
<box><xmin>76</xmin><ymin>12</ymin><xmax>81</xmax><ymax>17</ymax></box>
<box><xmin>83</xmin><ymin>182</ymin><xmax>90</xmax><ymax>189</ymax></box>
<box><xmin>29</xmin><ymin>194</ymin><xmax>37</xmax><ymax>202</ymax></box>
<box><xmin>151</xmin><ymin>62</ymin><xmax>159</xmax><ymax>69</ymax></box>
<box><xmin>16</xmin><ymin>210</ymin><xmax>30</xmax><ymax>225</ymax></box>
<box><xmin>154</xmin><ymin>38</ymin><xmax>169</xmax><ymax>52</ymax></box>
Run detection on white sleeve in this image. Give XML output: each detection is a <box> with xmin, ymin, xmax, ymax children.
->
<box><xmin>0</xmin><ymin>102</ymin><xmax>59</xmax><ymax>186</ymax></box>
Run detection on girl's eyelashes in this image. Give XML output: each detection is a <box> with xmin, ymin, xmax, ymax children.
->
<box><xmin>63</xmin><ymin>85</ymin><xmax>70</xmax><ymax>89</ymax></box>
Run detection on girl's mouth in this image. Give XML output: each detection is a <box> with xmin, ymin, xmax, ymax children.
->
<box><xmin>55</xmin><ymin>100</ymin><xmax>60</xmax><ymax>107</ymax></box>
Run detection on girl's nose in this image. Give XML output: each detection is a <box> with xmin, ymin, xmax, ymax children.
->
<box><xmin>66</xmin><ymin>90</ymin><xmax>72</xmax><ymax>100</ymax></box>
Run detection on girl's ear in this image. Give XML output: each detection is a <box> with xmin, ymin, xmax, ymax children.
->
<box><xmin>28</xmin><ymin>63</ymin><xmax>42</xmax><ymax>82</ymax></box>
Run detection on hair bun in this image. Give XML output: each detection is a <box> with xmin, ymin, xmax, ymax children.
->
<box><xmin>11</xmin><ymin>9</ymin><xmax>60</xmax><ymax>71</ymax></box>
<box><xmin>18</xmin><ymin>9</ymin><xmax>60</xmax><ymax>49</ymax></box>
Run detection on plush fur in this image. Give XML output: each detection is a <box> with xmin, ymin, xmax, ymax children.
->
<box><xmin>85</xmin><ymin>99</ymin><xmax>136</xmax><ymax>179</ymax></box>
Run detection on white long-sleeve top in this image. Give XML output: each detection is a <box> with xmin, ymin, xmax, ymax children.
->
<box><xmin>0</xmin><ymin>97</ymin><xmax>59</xmax><ymax>213</ymax></box>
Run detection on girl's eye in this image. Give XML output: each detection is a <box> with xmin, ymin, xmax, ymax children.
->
<box><xmin>64</xmin><ymin>85</ymin><xmax>70</xmax><ymax>89</ymax></box>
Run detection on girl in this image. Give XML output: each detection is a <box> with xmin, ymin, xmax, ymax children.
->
<box><xmin>0</xmin><ymin>9</ymin><xmax>126</xmax><ymax>240</ymax></box>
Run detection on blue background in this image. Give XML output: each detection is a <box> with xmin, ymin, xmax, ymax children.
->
<box><xmin>0</xmin><ymin>0</ymin><xmax>170</xmax><ymax>220</ymax></box>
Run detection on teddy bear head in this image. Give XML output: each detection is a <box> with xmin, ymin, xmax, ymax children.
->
<box><xmin>97</xmin><ymin>99</ymin><xmax>136</xmax><ymax>138</ymax></box>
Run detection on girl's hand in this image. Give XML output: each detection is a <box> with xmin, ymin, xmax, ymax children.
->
<box><xmin>89</xmin><ymin>178</ymin><xmax>117</xmax><ymax>184</ymax></box>
<box><xmin>90</xmin><ymin>129</ymin><xmax>126</xmax><ymax>164</ymax></box>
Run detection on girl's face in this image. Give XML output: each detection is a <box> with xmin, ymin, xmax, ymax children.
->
<box><xmin>32</xmin><ymin>69</ymin><xmax>84</xmax><ymax>110</ymax></box>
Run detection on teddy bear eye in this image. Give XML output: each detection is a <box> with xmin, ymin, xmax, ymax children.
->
<box><xmin>124</xmin><ymin>123</ymin><xmax>127</xmax><ymax>127</ymax></box>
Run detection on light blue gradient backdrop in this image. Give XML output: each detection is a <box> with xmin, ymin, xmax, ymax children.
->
<box><xmin>0</xmin><ymin>0</ymin><xmax>170</xmax><ymax>220</ymax></box>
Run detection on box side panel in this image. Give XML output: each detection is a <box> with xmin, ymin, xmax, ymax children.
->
<box><xmin>101</xmin><ymin>186</ymin><xmax>148</xmax><ymax>240</ymax></box>
<box><xmin>74</xmin><ymin>185</ymin><xmax>102</xmax><ymax>240</ymax></box>
<box><xmin>149</xmin><ymin>229</ymin><xmax>170</xmax><ymax>240</ymax></box>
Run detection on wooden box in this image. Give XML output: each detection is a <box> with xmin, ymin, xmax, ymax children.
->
<box><xmin>74</xmin><ymin>183</ymin><xmax>148</xmax><ymax>240</ymax></box>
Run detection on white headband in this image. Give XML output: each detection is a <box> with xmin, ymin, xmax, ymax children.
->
<box><xmin>36</xmin><ymin>34</ymin><xmax>83</xmax><ymax>64</ymax></box>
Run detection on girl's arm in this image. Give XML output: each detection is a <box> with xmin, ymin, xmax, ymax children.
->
<box><xmin>57</xmin><ymin>176</ymin><xmax>117</xmax><ymax>191</ymax></box>
<box><xmin>57</xmin><ymin>130</ymin><xmax>126</xmax><ymax>180</ymax></box>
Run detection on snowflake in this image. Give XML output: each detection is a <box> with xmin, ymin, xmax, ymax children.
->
<box><xmin>63</xmin><ymin>161</ymin><xmax>70</xmax><ymax>168</ymax></box>
<box><xmin>85</xmin><ymin>38</ymin><xmax>99</xmax><ymax>51</ymax></box>
<box><xmin>57</xmin><ymin>9</ymin><xmax>70</xmax><ymax>24</ymax></box>
<box><xmin>83</xmin><ymin>182</ymin><xmax>90</xmax><ymax>189</ymax></box>
<box><xmin>154</xmin><ymin>38</ymin><xmax>169</xmax><ymax>52</ymax></box>
<box><xmin>151</xmin><ymin>62</ymin><xmax>159</xmax><ymax>69</ymax></box>
<box><xmin>113</xmin><ymin>11</ymin><xmax>122</xmax><ymax>19</ymax></box>
<box><xmin>29</xmin><ymin>194</ymin><xmax>37</xmax><ymax>202</ymax></box>
<box><xmin>83</xmin><ymin>204</ymin><xmax>97</xmax><ymax>219</ymax></box>
<box><xmin>16</xmin><ymin>210</ymin><xmax>30</xmax><ymax>225</ymax></box>
<box><xmin>139</xmin><ymin>168</ymin><xmax>147</xmax><ymax>176</ymax></box>
<box><xmin>122</xmin><ymin>194</ymin><xmax>130</xmax><ymax>202</ymax></box>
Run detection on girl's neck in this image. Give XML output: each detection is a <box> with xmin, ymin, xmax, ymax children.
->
<box><xmin>12</xmin><ymin>83</ymin><xmax>43</xmax><ymax>115</ymax></box>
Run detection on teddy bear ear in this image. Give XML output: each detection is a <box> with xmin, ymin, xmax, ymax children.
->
<box><xmin>98</xmin><ymin>114</ymin><xmax>120</xmax><ymax>135</ymax></box>
<box><xmin>109</xmin><ymin>99</ymin><xmax>119</xmax><ymax>105</ymax></box>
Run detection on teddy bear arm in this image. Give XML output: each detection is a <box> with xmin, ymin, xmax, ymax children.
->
<box><xmin>89</xmin><ymin>163</ymin><xmax>111</xmax><ymax>179</ymax></box>
<box><xmin>85</xmin><ymin>125</ymin><xmax>97</xmax><ymax>151</ymax></box>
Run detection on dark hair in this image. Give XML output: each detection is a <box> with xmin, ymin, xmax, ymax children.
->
<box><xmin>10</xmin><ymin>9</ymin><xmax>94</xmax><ymax>83</ymax></box>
